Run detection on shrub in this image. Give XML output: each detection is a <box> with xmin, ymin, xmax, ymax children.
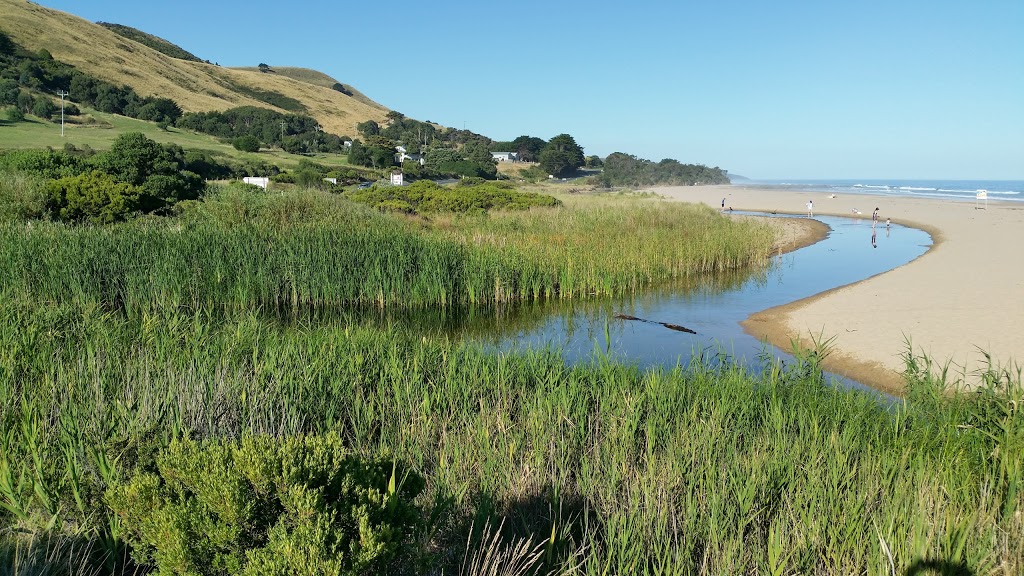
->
<box><xmin>44</xmin><ymin>170</ymin><xmax>143</xmax><ymax>224</ymax></box>
<box><xmin>141</xmin><ymin>170</ymin><xmax>205</xmax><ymax>209</ymax></box>
<box><xmin>5</xmin><ymin>106</ymin><xmax>24</xmax><ymax>121</ymax></box>
<box><xmin>106</xmin><ymin>434</ymin><xmax>424</xmax><ymax>576</ymax></box>
<box><xmin>345</xmin><ymin>180</ymin><xmax>561</xmax><ymax>215</ymax></box>
<box><xmin>232</xmin><ymin>135</ymin><xmax>261</xmax><ymax>153</ymax></box>
<box><xmin>0</xmin><ymin>148</ymin><xmax>85</xmax><ymax>179</ymax></box>
<box><xmin>31</xmin><ymin>97</ymin><xmax>56</xmax><ymax>120</ymax></box>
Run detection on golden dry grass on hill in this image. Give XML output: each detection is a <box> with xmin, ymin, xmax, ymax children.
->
<box><xmin>0</xmin><ymin>0</ymin><xmax>388</xmax><ymax>138</ymax></box>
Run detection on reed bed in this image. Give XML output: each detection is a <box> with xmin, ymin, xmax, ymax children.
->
<box><xmin>1</xmin><ymin>305</ymin><xmax>1020</xmax><ymax>574</ymax></box>
<box><xmin>0</xmin><ymin>188</ymin><xmax>776</xmax><ymax>314</ymax></box>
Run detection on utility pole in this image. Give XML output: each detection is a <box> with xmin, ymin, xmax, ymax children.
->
<box><xmin>56</xmin><ymin>89</ymin><xmax>68</xmax><ymax>137</ymax></box>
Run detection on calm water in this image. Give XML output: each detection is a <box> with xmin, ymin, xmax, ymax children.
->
<box><xmin>328</xmin><ymin>213</ymin><xmax>932</xmax><ymax>393</ymax></box>
<box><xmin>475</xmin><ymin>212</ymin><xmax>933</xmax><ymax>392</ymax></box>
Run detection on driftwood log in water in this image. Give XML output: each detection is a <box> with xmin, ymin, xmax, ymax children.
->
<box><xmin>613</xmin><ymin>313</ymin><xmax>697</xmax><ymax>335</ymax></box>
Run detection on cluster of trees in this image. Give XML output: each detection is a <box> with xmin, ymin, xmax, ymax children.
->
<box><xmin>597</xmin><ymin>153</ymin><xmax>731</xmax><ymax>188</ymax></box>
<box><xmin>177</xmin><ymin>106</ymin><xmax>348</xmax><ymax>154</ymax></box>
<box><xmin>348</xmin><ymin>112</ymin><xmax>500</xmax><ymax>179</ymax></box>
<box><xmin>491</xmin><ymin>134</ymin><xmax>589</xmax><ymax>177</ymax></box>
<box><xmin>0</xmin><ymin>31</ymin><xmax>182</xmax><ymax>124</ymax></box>
<box><xmin>0</xmin><ymin>133</ymin><xmax>279</xmax><ymax>223</ymax></box>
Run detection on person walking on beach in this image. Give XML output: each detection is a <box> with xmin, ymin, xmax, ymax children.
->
<box><xmin>885</xmin><ymin>217</ymin><xmax>891</xmax><ymax>229</ymax></box>
<box><xmin>721</xmin><ymin>197</ymin><xmax>726</xmax><ymax>209</ymax></box>
<box><xmin>872</xmin><ymin>207</ymin><xmax>879</xmax><ymax>228</ymax></box>
<box><xmin>806</xmin><ymin>200</ymin><xmax>813</xmax><ymax>217</ymax></box>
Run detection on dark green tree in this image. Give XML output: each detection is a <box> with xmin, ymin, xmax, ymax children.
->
<box><xmin>0</xmin><ymin>79</ymin><xmax>19</xmax><ymax>105</ymax></box>
<box><xmin>97</xmin><ymin>132</ymin><xmax>164</xmax><ymax>185</ymax></box>
<box><xmin>16</xmin><ymin>91</ymin><xmax>34</xmax><ymax>113</ymax></box>
<box><xmin>511</xmin><ymin>135</ymin><xmax>547</xmax><ymax>162</ymax></box>
<box><xmin>357</xmin><ymin>119</ymin><xmax>380</xmax><ymax>137</ymax></box>
<box><xmin>31</xmin><ymin>97</ymin><xmax>56</xmax><ymax>119</ymax></box>
<box><xmin>232</xmin><ymin>135</ymin><xmax>261</xmax><ymax>152</ymax></box>
<box><xmin>539</xmin><ymin>134</ymin><xmax>584</xmax><ymax>178</ymax></box>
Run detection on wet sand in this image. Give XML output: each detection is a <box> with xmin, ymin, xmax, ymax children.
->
<box><xmin>649</xmin><ymin>184</ymin><xmax>1024</xmax><ymax>393</ymax></box>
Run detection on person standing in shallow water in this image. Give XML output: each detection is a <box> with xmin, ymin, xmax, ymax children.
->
<box><xmin>806</xmin><ymin>200</ymin><xmax>813</xmax><ymax>217</ymax></box>
<box><xmin>872</xmin><ymin>207</ymin><xmax>879</xmax><ymax>228</ymax></box>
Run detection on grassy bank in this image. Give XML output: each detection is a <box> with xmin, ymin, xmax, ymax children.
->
<box><xmin>0</xmin><ymin>306</ymin><xmax>1020</xmax><ymax>574</ymax></box>
<box><xmin>0</xmin><ymin>186</ymin><xmax>777</xmax><ymax>312</ymax></box>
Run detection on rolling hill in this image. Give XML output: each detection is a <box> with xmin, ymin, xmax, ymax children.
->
<box><xmin>0</xmin><ymin>0</ymin><xmax>389</xmax><ymax>139</ymax></box>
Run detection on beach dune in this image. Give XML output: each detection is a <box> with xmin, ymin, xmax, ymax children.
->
<box><xmin>651</xmin><ymin>184</ymin><xmax>1024</xmax><ymax>393</ymax></box>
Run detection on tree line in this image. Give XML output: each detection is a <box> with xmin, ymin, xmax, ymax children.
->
<box><xmin>597</xmin><ymin>153</ymin><xmax>730</xmax><ymax>188</ymax></box>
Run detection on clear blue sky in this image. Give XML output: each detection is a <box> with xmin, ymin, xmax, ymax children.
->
<box><xmin>36</xmin><ymin>0</ymin><xmax>1024</xmax><ymax>180</ymax></box>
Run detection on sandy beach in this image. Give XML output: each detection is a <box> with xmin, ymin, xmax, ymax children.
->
<box><xmin>648</xmin><ymin>184</ymin><xmax>1024</xmax><ymax>394</ymax></box>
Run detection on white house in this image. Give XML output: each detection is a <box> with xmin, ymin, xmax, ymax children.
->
<box><xmin>491</xmin><ymin>151</ymin><xmax>519</xmax><ymax>162</ymax></box>
<box><xmin>395</xmin><ymin>145</ymin><xmax>425</xmax><ymax>165</ymax></box>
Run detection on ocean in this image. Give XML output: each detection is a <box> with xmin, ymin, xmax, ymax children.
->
<box><xmin>739</xmin><ymin>179</ymin><xmax>1024</xmax><ymax>203</ymax></box>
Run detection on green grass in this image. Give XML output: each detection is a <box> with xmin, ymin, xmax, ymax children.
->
<box><xmin>0</xmin><ymin>305</ymin><xmax>1020</xmax><ymax>574</ymax></box>
<box><xmin>1</xmin><ymin>183</ymin><xmax>1019</xmax><ymax>573</ymax></box>
<box><xmin>0</xmin><ymin>107</ymin><xmax>352</xmax><ymax>170</ymax></box>
<box><xmin>0</xmin><ymin>186</ymin><xmax>777</xmax><ymax>311</ymax></box>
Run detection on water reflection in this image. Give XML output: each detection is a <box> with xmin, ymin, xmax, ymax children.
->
<box><xmin>300</xmin><ymin>266</ymin><xmax>766</xmax><ymax>345</ymax></box>
<box><xmin>480</xmin><ymin>212</ymin><xmax>932</xmax><ymax>392</ymax></box>
<box><xmin>277</xmin><ymin>213</ymin><xmax>931</xmax><ymax>393</ymax></box>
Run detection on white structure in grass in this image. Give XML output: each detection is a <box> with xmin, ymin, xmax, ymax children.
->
<box><xmin>242</xmin><ymin>176</ymin><xmax>269</xmax><ymax>189</ymax></box>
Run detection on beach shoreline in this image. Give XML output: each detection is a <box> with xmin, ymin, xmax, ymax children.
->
<box><xmin>648</xmin><ymin>183</ymin><xmax>1024</xmax><ymax>394</ymax></box>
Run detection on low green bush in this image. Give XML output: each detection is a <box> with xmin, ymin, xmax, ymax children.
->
<box><xmin>106</xmin><ymin>434</ymin><xmax>424</xmax><ymax>576</ymax></box>
<box><xmin>44</xmin><ymin>170</ymin><xmax>143</xmax><ymax>224</ymax></box>
<box><xmin>0</xmin><ymin>149</ymin><xmax>86</xmax><ymax>179</ymax></box>
<box><xmin>345</xmin><ymin>180</ymin><xmax>560</xmax><ymax>214</ymax></box>
<box><xmin>232</xmin><ymin>135</ymin><xmax>261</xmax><ymax>153</ymax></box>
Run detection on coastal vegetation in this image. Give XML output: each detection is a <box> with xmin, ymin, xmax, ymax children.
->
<box><xmin>1</xmin><ymin>151</ymin><xmax>1021</xmax><ymax>573</ymax></box>
<box><xmin>597</xmin><ymin>152</ymin><xmax>731</xmax><ymax>188</ymax></box>
<box><xmin>2</xmin><ymin>4</ymin><xmax>1021</xmax><ymax>573</ymax></box>
<box><xmin>0</xmin><ymin>300</ymin><xmax>1020</xmax><ymax>574</ymax></box>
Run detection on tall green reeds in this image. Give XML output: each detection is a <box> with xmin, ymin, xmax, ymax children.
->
<box><xmin>1</xmin><ymin>305</ymin><xmax>1020</xmax><ymax>573</ymax></box>
<box><xmin>0</xmin><ymin>189</ymin><xmax>776</xmax><ymax>313</ymax></box>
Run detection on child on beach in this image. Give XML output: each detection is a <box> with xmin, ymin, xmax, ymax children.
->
<box><xmin>872</xmin><ymin>207</ymin><xmax>879</xmax><ymax>227</ymax></box>
<box><xmin>886</xmin><ymin>217</ymin><xmax>891</xmax><ymax>228</ymax></box>
<box><xmin>806</xmin><ymin>200</ymin><xmax>813</xmax><ymax>217</ymax></box>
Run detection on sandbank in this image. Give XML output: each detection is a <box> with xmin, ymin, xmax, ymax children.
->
<box><xmin>648</xmin><ymin>184</ymin><xmax>1024</xmax><ymax>393</ymax></box>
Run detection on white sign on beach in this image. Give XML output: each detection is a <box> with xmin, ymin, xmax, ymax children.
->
<box><xmin>976</xmin><ymin>189</ymin><xmax>988</xmax><ymax>209</ymax></box>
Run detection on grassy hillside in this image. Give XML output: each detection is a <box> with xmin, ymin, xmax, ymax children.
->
<box><xmin>232</xmin><ymin>66</ymin><xmax>383</xmax><ymax>109</ymax></box>
<box><xmin>0</xmin><ymin>108</ymin><xmax>353</xmax><ymax>169</ymax></box>
<box><xmin>0</xmin><ymin>0</ymin><xmax>389</xmax><ymax>138</ymax></box>
<box><xmin>98</xmin><ymin>22</ymin><xmax>203</xmax><ymax>62</ymax></box>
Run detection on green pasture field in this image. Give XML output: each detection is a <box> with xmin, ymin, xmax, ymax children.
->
<box><xmin>0</xmin><ymin>108</ymin><xmax>352</xmax><ymax>170</ymax></box>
